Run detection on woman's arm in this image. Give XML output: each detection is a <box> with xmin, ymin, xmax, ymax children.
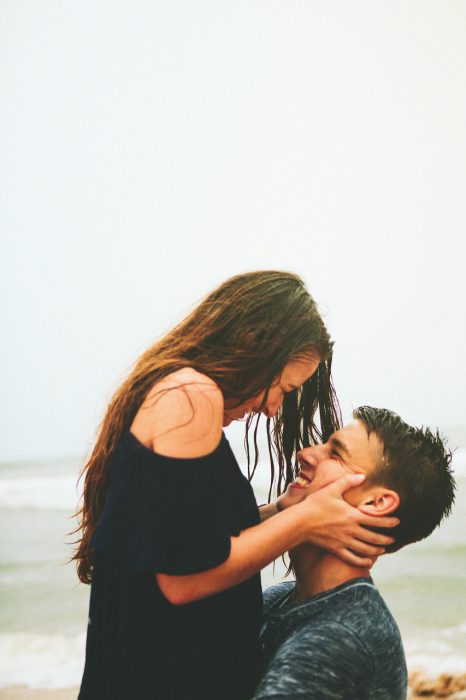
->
<box><xmin>258</xmin><ymin>489</ymin><xmax>304</xmax><ymax>521</ymax></box>
<box><xmin>156</xmin><ymin>473</ymin><xmax>398</xmax><ymax>605</ymax></box>
<box><xmin>133</xmin><ymin>371</ymin><xmax>397</xmax><ymax>605</ymax></box>
<box><xmin>258</xmin><ymin>503</ymin><xmax>280</xmax><ymax>521</ymax></box>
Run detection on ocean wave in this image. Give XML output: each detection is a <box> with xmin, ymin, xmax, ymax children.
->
<box><xmin>0</xmin><ymin>567</ymin><xmax>52</xmax><ymax>586</ymax></box>
<box><xmin>1</xmin><ymin>630</ymin><xmax>465</xmax><ymax>690</ymax></box>
<box><xmin>0</xmin><ymin>632</ymin><xmax>86</xmax><ymax>689</ymax></box>
<box><xmin>0</xmin><ymin>475</ymin><xmax>81</xmax><ymax>511</ymax></box>
<box><xmin>0</xmin><ymin>445</ymin><xmax>464</xmax><ymax>513</ymax></box>
<box><xmin>440</xmin><ymin>622</ymin><xmax>466</xmax><ymax>638</ymax></box>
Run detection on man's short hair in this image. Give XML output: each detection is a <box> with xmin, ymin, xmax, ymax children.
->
<box><xmin>353</xmin><ymin>406</ymin><xmax>455</xmax><ymax>553</ymax></box>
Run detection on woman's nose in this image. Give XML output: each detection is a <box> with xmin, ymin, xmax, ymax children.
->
<box><xmin>263</xmin><ymin>405</ymin><xmax>278</xmax><ymax>418</ymax></box>
<box><xmin>263</xmin><ymin>396</ymin><xmax>284</xmax><ymax>418</ymax></box>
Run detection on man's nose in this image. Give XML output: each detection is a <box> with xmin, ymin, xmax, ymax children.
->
<box><xmin>297</xmin><ymin>444</ymin><xmax>326</xmax><ymax>466</ymax></box>
<box><xmin>297</xmin><ymin>448</ymin><xmax>315</xmax><ymax>467</ymax></box>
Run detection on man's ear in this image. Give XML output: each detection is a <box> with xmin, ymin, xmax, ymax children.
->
<box><xmin>357</xmin><ymin>487</ymin><xmax>400</xmax><ymax>516</ymax></box>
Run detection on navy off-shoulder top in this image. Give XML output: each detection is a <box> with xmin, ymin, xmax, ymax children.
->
<box><xmin>79</xmin><ymin>430</ymin><xmax>263</xmax><ymax>700</ymax></box>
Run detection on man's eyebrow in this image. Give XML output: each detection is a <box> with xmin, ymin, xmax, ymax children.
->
<box><xmin>330</xmin><ymin>436</ymin><xmax>351</xmax><ymax>458</ymax></box>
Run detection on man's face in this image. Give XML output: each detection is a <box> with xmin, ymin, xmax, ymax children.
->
<box><xmin>285</xmin><ymin>420</ymin><xmax>385</xmax><ymax>507</ymax></box>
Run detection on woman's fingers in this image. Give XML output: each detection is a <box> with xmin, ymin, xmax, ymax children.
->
<box><xmin>329</xmin><ymin>473</ymin><xmax>367</xmax><ymax>495</ymax></box>
<box><xmin>353</xmin><ymin>526</ymin><xmax>395</xmax><ymax>546</ymax></box>
<box><xmin>361</xmin><ymin>515</ymin><xmax>399</xmax><ymax>529</ymax></box>
<box><xmin>346</xmin><ymin>538</ymin><xmax>385</xmax><ymax>557</ymax></box>
<box><xmin>325</xmin><ymin>475</ymin><xmax>400</xmax><ymax>546</ymax></box>
<box><xmin>336</xmin><ymin>548</ymin><xmax>374</xmax><ymax>568</ymax></box>
<box><xmin>302</xmin><ymin>475</ymin><xmax>401</xmax><ymax>561</ymax></box>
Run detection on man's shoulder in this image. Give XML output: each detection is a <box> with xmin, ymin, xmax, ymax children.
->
<box><xmin>255</xmin><ymin>581</ymin><xmax>407</xmax><ymax>700</ymax></box>
<box><xmin>265</xmin><ymin>579</ymin><xmax>405</xmax><ymax>673</ymax></box>
<box><xmin>305</xmin><ymin>580</ymin><xmax>407</xmax><ymax>693</ymax></box>
<box><xmin>254</xmin><ymin>618</ymin><xmax>372</xmax><ymax>700</ymax></box>
<box><xmin>333</xmin><ymin>579</ymin><xmax>403</xmax><ymax>638</ymax></box>
<box><xmin>307</xmin><ymin>579</ymin><xmax>404</xmax><ymax>650</ymax></box>
<box><xmin>262</xmin><ymin>582</ymin><xmax>294</xmax><ymax>616</ymax></box>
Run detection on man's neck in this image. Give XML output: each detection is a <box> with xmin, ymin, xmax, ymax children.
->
<box><xmin>290</xmin><ymin>544</ymin><xmax>371</xmax><ymax>603</ymax></box>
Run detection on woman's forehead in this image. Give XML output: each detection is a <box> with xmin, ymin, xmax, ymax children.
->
<box><xmin>281</xmin><ymin>355</ymin><xmax>319</xmax><ymax>382</ymax></box>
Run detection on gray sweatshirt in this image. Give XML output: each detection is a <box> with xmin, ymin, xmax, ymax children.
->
<box><xmin>252</xmin><ymin>577</ymin><xmax>407</xmax><ymax>700</ymax></box>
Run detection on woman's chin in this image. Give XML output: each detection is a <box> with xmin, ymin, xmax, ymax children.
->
<box><xmin>223</xmin><ymin>411</ymin><xmax>248</xmax><ymax>426</ymax></box>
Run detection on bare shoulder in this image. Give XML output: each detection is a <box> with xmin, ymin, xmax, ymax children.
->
<box><xmin>152</xmin><ymin>368</ymin><xmax>223</xmax><ymax>410</ymax></box>
<box><xmin>130</xmin><ymin>368</ymin><xmax>224</xmax><ymax>458</ymax></box>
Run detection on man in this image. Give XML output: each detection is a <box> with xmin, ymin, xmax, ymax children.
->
<box><xmin>252</xmin><ymin>406</ymin><xmax>455</xmax><ymax>700</ymax></box>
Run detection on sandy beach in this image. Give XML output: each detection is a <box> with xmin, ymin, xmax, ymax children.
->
<box><xmin>408</xmin><ymin>670</ymin><xmax>466</xmax><ymax>698</ymax></box>
<box><xmin>2</xmin><ymin>673</ymin><xmax>466</xmax><ymax>700</ymax></box>
<box><xmin>0</xmin><ymin>691</ymin><xmax>77</xmax><ymax>700</ymax></box>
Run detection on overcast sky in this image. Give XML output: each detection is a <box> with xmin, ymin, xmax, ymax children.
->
<box><xmin>1</xmin><ymin>0</ymin><xmax>465</xmax><ymax>461</ymax></box>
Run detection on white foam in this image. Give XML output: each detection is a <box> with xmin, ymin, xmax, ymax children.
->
<box><xmin>0</xmin><ymin>475</ymin><xmax>81</xmax><ymax>511</ymax></box>
<box><xmin>405</xmin><ymin>637</ymin><xmax>466</xmax><ymax>675</ymax></box>
<box><xmin>407</xmin><ymin>653</ymin><xmax>466</xmax><ymax>676</ymax></box>
<box><xmin>440</xmin><ymin>622</ymin><xmax>466</xmax><ymax>638</ymax></box>
<box><xmin>0</xmin><ymin>633</ymin><xmax>85</xmax><ymax>689</ymax></box>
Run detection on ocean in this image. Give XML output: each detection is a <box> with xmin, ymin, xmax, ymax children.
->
<box><xmin>0</xmin><ymin>432</ymin><xmax>465</xmax><ymax>691</ymax></box>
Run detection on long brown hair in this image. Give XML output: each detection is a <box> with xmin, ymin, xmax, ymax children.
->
<box><xmin>73</xmin><ymin>270</ymin><xmax>341</xmax><ymax>583</ymax></box>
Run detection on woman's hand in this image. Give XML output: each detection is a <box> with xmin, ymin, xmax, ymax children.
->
<box><xmin>276</xmin><ymin>484</ymin><xmax>309</xmax><ymax>511</ymax></box>
<box><xmin>293</xmin><ymin>474</ymin><xmax>399</xmax><ymax>567</ymax></box>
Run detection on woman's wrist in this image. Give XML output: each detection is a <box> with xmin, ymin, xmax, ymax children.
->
<box><xmin>272</xmin><ymin>496</ymin><xmax>312</xmax><ymax>547</ymax></box>
<box><xmin>275</xmin><ymin>499</ymin><xmax>285</xmax><ymax>512</ymax></box>
<box><xmin>291</xmin><ymin>495</ymin><xmax>321</xmax><ymax>541</ymax></box>
<box><xmin>258</xmin><ymin>502</ymin><xmax>281</xmax><ymax>522</ymax></box>
<box><xmin>258</xmin><ymin>499</ymin><xmax>291</xmax><ymax>522</ymax></box>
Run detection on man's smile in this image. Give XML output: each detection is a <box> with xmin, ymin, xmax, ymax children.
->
<box><xmin>291</xmin><ymin>470</ymin><xmax>313</xmax><ymax>489</ymax></box>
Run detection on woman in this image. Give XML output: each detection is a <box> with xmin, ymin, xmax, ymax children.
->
<box><xmin>74</xmin><ymin>271</ymin><xmax>397</xmax><ymax>700</ymax></box>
